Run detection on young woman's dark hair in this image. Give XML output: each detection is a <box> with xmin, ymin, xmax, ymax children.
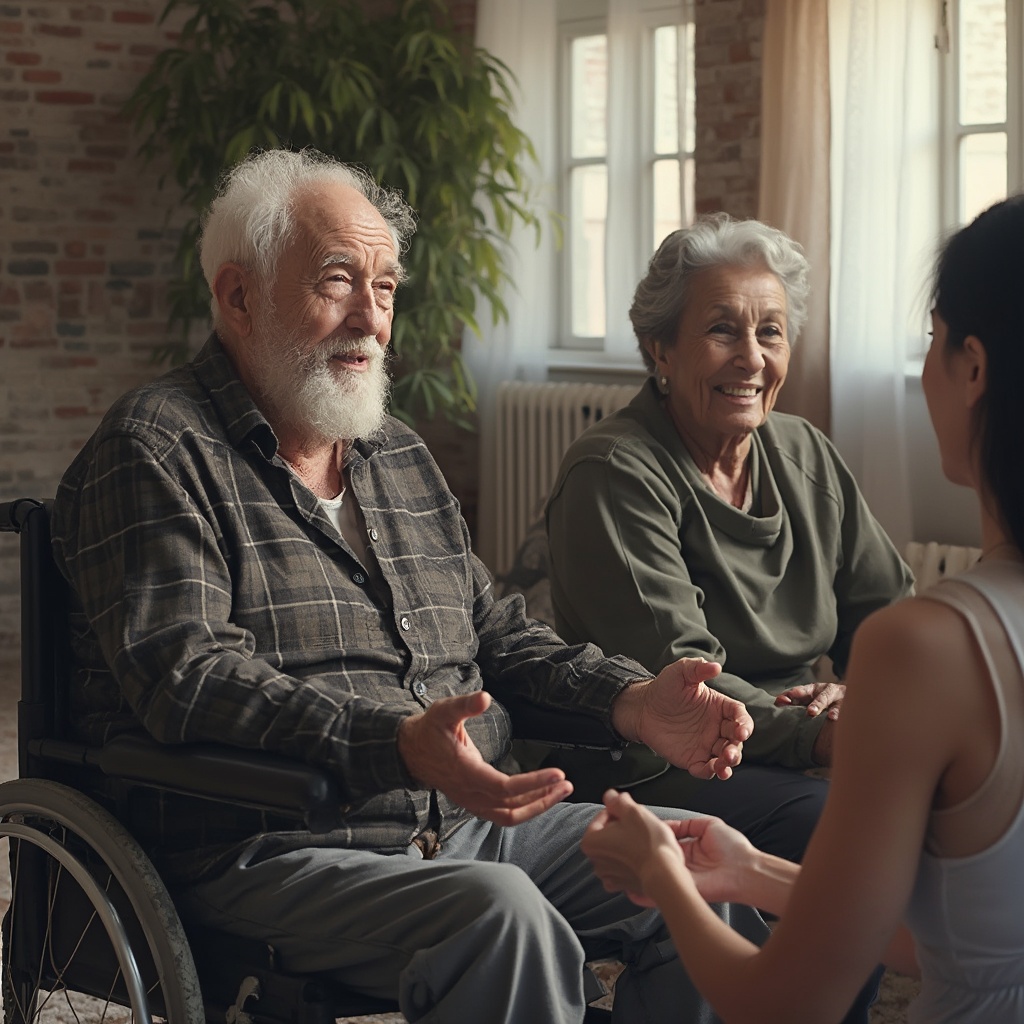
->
<box><xmin>933</xmin><ymin>194</ymin><xmax>1024</xmax><ymax>553</ymax></box>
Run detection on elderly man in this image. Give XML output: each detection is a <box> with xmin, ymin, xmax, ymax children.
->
<box><xmin>51</xmin><ymin>148</ymin><xmax>766</xmax><ymax>1024</ymax></box>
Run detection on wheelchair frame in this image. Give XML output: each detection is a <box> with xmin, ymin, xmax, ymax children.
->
<box><xmin>0</xmin><ymin>498</ymin><xmax>614</xmax><ymax>1023</ymax></box>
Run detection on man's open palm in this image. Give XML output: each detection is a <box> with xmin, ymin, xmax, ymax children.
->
<box><xmin>635</xmin><ymin>658</ymin><xmax>752</xmax><ymax>780</ymax></box>
<box><xmin>397</xmin><ymin>690</ymin><xmax>573</xmax><ymax>825</ymax></box>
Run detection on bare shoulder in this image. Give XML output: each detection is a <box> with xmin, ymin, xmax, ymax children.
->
<box><xmin>848</xmin><ymin>595</ymin><xmax>982</xmax><ymax>702</ymax></box>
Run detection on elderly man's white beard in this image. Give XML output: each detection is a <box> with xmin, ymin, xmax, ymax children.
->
<box><xmin>247</xmin><ymin>319</ymin><xmax>391</xmax><ymax>443</ymax></box>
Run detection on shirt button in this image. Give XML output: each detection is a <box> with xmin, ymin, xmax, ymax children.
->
<box><xmin>351</xmin><ymin>571</ymin><xmax>366</xmax><ymax>585</ymax></box>
<box><xmin>369</xmin><ymin>527</ymin><xmax>379</xmax><ymax>542</ymax></box>
<box><xmin>413</xmin><ymin>680</ymin><xmax>427</xmax><ymax>696</ymax></box>
<box><xmin>400</xmin><ymin>615</ymin><xmax>411</xmax><ymax>631</ymax></box>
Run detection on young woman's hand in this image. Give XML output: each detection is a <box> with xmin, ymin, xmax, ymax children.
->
<box><xmin>582</xmin><ymin>790</ymin><xmax>688</xmax><ymax>906</ymax></box>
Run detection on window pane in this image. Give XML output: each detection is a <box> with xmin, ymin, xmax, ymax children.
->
<box><xmin>571</xmin><ymin>165</ymin><xmax>607</xmax><ymax>337</ymax></box>
<box><xmin>961</xmin><ymin>131</ymin><xmax>1007</xmax><ymax>223</ymax></box>
<box><xmin>654</xmin><ymin>25</ymin><xmax>696</xmax><ymax>155</ymax></box>
<box><xmin>683</xmin><ymin>23</ymin><xmax>695</xmax><ymax>153</ymax></box>
<box><xmin>682</xmin><ymin>155</ymin><xmax>695</xmax><ymax>226</ymax></box>
<box><xmin>653</xmin><ymin>26</ymin><xmax>678</xmax><ymax>155</ymax></box>
<box><xmin>571</xmin><ymin>35</ymin><xmax>607</xmax><ymax>159</ymax></box>
<box><xmin>653</xmin><ymin>159</ymin><xmax>681</xmax><ymax>245</ymax></box>
<box><xmin>959</xmin><ymin>0</ymin><xmax>1007</xmax><ymax>124</ymax></box>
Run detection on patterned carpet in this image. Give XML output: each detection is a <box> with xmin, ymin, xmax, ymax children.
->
<box><xmin>0</xmin><ymin>658</ymin><xmax>916</xmax><ymax>1022</ymax></box>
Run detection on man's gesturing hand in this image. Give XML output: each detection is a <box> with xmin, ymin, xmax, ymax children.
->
<box><xmin>611</xmin><ymin>657</ymin><xmax>752</xmax><ymax>780</ymax></box>
<box><xmin>397</xmin><ymin>690</ymin><xmax>573</xmax><ymax>825</ymax></box>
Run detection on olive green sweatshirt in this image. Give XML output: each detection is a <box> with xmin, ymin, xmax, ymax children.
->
<box><xmin>545</xmin><ymin>379</ymin><xmax>914</xmax><ymax>783</ymax></box>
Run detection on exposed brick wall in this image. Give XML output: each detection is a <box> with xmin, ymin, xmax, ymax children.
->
<box><xmin>0</xmin><ymin>0</ymin><xmax>763</xmax><ymax>662</ymax></box>
<box><xmin>694</xmin><ymin>0</ymin><xmax>765</xmax><ymax>219</ymax></box>
<box><xmin>0</xmin><ymin>0</ymin><xmax>194</xmax><ymax>659</ymax></box>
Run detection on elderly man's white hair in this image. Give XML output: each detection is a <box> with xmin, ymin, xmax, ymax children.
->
<box><xmin>198</xmin><ymin>148</ymin><xmax>417</xmax><ymax>323</ymax></box>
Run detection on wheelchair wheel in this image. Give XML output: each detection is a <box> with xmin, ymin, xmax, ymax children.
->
<box><xmin>0</xmin><ymin>778</ymin><xmax>204</xmax><ymax>1023</ymax></box>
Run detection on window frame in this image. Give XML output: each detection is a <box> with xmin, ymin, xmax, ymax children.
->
<box><xmin>555</xmin><ymin>0</ymin><xmax>696</xmax><ymax>356</ymax></box>
<box><xmin>938</xmin><ymin>0</ymin><xmax>1023</xmax><ymax>235</ymax></box>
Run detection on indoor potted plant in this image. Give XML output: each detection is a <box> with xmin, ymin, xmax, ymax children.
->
<box><xmin>126</xmin><ymin>0</ymin><xmax>542</xmax><ymax>426</ymax></box>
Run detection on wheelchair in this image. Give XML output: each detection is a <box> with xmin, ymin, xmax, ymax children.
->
<box><xmin>0</xmin><ymin>497</ymin><xmax>615</xmax><ymax>1023</ymax></box>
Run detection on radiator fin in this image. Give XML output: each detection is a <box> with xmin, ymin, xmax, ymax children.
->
<box><xmin>903</xmin><ymin>541</ymin><xmax>983</xmax><ymax>592</ymax></box>
<box><xmin>495</xmin><ymin>380</ymin><xmax>637</xmax><ymax>575</ymax></box>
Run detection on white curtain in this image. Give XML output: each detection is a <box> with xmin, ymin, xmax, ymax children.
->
<box><xmin>466</xmin><ymin>0</ymin><xmax>559</xmax><ymax>570</ymax></box>
<box><xmin>758</xmin><ymin>0</ymin><xmax>832</xmax><ymax>435</ymax></box>
<box><xmin>828</xmin><ymin>0</ymin><xmax>940</xmax><ymax>550</ymax></box>
<box><xmin>468</xmin><ymin>0</ymin><xmax>686</xmax><ymax>569</ymax></box>
<box><xmin>604</xmin><ymin>0</ymin><xmax>645</xmax><ymax>356</ymax></box>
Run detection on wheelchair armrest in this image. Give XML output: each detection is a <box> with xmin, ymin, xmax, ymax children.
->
<box><xmin>95</xmin><ymin>734</ymin><xmax>345</xmax><ymax>834</ymax></box>
<box><xmin>501</xmin><ymin>696</ymin><xmax>623</xmax><ymax>751</ymax></box>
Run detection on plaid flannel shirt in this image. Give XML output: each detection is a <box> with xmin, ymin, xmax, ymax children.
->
<box><xmin>51</xmin><ymin>336</ymin><xmax>643</xmax><ymax>882</ymax></box>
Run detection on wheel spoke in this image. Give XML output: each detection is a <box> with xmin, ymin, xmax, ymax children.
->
<box><xmin>2</xmin><ymin>784</ymin><xmax>199</xmax><ymax>1024</ymax></box>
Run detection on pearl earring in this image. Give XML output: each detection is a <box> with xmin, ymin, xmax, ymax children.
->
<box><xmin>657</xmin><ymin>375</ymin><xmax>670</xmax><ymax>395</ymax></box>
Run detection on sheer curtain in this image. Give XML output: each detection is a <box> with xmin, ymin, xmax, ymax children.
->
<box><xmin>758</xmin><ymin>0</ymin><xmax>832</xmax><ymax>435</ymax></box>
<box><xmin>465</xmin><ymin>0</ymin><xmax>559</xmax><ymax>570</ymax></box>
<box><xmin>468</xmin><ymin>0</ymin><xmax>687</xmax><ymax>569</ymax></box>
<box><xmin>827</xmin><ymin>0</ymin><xmax>940</xmax><ymax>550</ymax></box>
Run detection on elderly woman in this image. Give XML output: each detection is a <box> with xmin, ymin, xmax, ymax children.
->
<box><xmin>544</xmin><ymin>214</ymin><xmax>914</xmax><ymax>868</ymax></box>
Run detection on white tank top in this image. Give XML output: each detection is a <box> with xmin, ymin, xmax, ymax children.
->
<box><xmin>905</xmin><ymin>559</ymin><xmax>1024</xmax><ymax>1023</ymax></box>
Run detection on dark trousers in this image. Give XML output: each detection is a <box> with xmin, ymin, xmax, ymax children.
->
<box><xmin>552</xmin><ymin>758</ymin><xmax>882</xmax><ymax>1024</ymax></box>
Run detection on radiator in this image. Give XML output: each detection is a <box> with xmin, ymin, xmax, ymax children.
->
<box><xmin>494</xmin><ymin>380</ymin><xmax>637</xmax><ymax>575</ymax></box>
<box><xmin>903</xmin><ymin>541</ymin><xmax>983</xmax><ymax>591</ymax></box>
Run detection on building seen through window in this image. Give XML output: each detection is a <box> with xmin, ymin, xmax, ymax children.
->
<box><xmin>942</xmin><ymin>0</ymin><xmax>1022</xmax><ymax>227</ymax></box>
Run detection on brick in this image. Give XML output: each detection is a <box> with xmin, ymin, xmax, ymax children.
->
<box><xmin>22</xmin><ymin>68</ymin><xmax>59</xmax><ymax>83</ymax></box>
<box><xmin>64</xmin><ymin>240</ymin><xmax>86</xmax><ymax>258</ymax></box>
<box><xmin>10</xmin><ymin>206</ymin><xmax>59</xmax><ymax>224</ymax></box>
<box><xmin>23</xmin><ymin>283</ymin><xmax>52</xmax><ymax>304</ymax></box>
<box><xmin>35</xmin><ymin>89</ymin><xmax>93</xmax><ymax>103</ymax></box>
<box><xmin>36</xmin><ymin>24</ymin><xmax>83</xmax><ymax>38</ymax></box>
<box><xmin>70</xmin><ymin>5</ymin><xmax>107</xmax><ymax>21</ymax></box>
<box><xmin>6</xmin><ymin>50</ymin><xmax>40</xmax><ymax>64</ymax></box>
<box><xmin>84</xmin><ymin>143</ymin><xmax>128</xmax><ymax>159</ymax></box>
<box><xmin>42</xmin><ymin>354</ymin><xmax>97</xmax><ymax>370</ymax></box>
<box><xmin>99</xmin><ymin>190</ymin><xmax>135</xmax><ymax>207</ymax></box>
<box><xmin>67</xmin><ymin>158</ymin><xmax>116</xmax><ymax>173</ymax></box>
<box><xmin>56</xmin><ymin>321</ymin><xmax>86</xmax><ymax>336</ymax></box>
<box><xmin>54</xmin><ymin>259</ymin><xmax>104</xmax><ymax>274</ymax></box>
<box><xmin>111</xmin><ymin>9</ymin><xmax>154</xmax><ymax>24</ymax></box>
<box><xmin>80</xmin><ymin>123</ymin><xmax>130</xmax><ymax>142</ymax></box>
<box><xmin>94</xmin><ymin>41</ymin><xmax>122</xmax><ymax>52</ymax></box>
<box><xmin>7</xmin><ymin>258</ymin><xmax>47</xmax><ymax>275</ymax></box>
<box><xmin>9</xmin><ymin>336</ymin><xmax>57</xmax><ymax>349</ymax></box>
<box><xmin>12</xmin><ymin>239</ymin><xmax>57</xmax><ymax>254</ymax></box>
<box><xmin>73</xmin><ymin>208</ymin><xmax>115</xmax><ymax>222</ymax></box>
<box><xmin>0</xmin><ymin>22</ymin><xmax>25</xmax><ymax>35</ymax></box>
<box><xmin>109</xmin><ymin>260</ymin><xmax>154</xmax><ymax>277</ymax></box>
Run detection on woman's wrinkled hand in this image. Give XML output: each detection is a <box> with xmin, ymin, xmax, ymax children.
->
<box><xmin>774</xmin><ymin>680</ymin><xmax>846</xmax><ymax>720</ymax></box>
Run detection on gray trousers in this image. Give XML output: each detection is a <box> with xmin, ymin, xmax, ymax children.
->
<box><xmin>179</xmin><ymin>802</ymin><xmax>768</xmax><ymax>1024</ymax></box>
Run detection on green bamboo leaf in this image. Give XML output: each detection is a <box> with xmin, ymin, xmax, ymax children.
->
<box><xmin>125</xmin><ymin>0</ymin><xmax>543</xmax><ymax>426</ymax></box>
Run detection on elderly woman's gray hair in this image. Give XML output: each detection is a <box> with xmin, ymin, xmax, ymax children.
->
<box><xmin>199</xmin><ymin>148</ymin><xmax>417</xmax><ymax>321</ymax></box>
<box><xmin>630</xmin><ymin>213</ymin><xmax>810</xmax><ymax>373</ymax></box>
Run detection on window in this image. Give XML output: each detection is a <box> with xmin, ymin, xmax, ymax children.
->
<box><xmin>557</xmin><ymin>1</ymin><xmax>695</xmax><ymax>356</ymax></box>
<box><xmin>939</xmin><ymin>0</ymin><xmax>1023</xmax><ymax>229</ymax></box>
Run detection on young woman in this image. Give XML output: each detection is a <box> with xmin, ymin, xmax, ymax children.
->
<box><xmin>581</xmin><ymin>194</ymin><xmax>1024</xmax><ymax>1024</ymax></box>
